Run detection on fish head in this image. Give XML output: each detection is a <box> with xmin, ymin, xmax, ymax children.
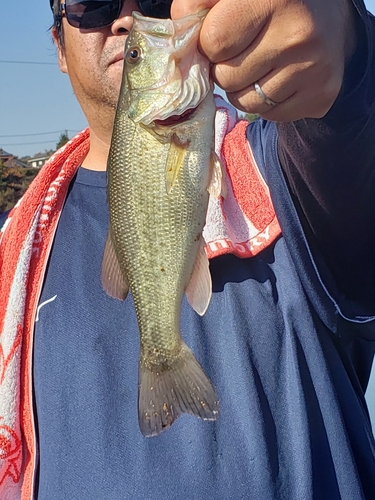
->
<box><xmin>121</xmin><ymin>10</ymin><xmax>212</xmax><ymax>126</ymax></box>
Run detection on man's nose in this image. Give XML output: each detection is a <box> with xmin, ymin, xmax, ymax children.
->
<box><xmin>111</xmin><ymin>0</ymin><xmax>139</xmax><ymax>35</ymax></box>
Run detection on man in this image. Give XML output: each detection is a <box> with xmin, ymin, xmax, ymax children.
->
<box><xmin>0</xmin><ymin>0</ymin><xmax>374</xmax><ymax>498</ymax></box>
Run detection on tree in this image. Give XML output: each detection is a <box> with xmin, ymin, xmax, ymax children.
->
<box><xmin>56</xmin><ymin>131</ymin><xmax>70</xmax><ymax>150</ymax></box>
<box><xmin>0</xmin><ymin>163</ymin><xmax>39</xmax><ymax>213</ymax></box>
<box><xmin>0</xmin><ymin>160</ymin><xmax>5</xmax><ymax>191</ymax></box>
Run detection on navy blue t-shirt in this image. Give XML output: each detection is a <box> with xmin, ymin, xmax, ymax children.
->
<box><xmin>32</xmin><ymin>4</ymin><xmax>375</xmax><ymax>500</ymax></box>
<box><xmin>33</xmin><ymin>166</ymin><xmax>375</xmax><ymax>500</ymax></box>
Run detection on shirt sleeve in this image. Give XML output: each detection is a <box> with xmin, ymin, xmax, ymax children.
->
<box><xmin>276</xmin><ymin>2</ymin><xmax>375</xmax><ymax>311</ymax></box>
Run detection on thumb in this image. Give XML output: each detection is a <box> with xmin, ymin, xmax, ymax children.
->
<box><xmin>171</xmin><ymin>0</ymin><xmax>219</xmax><ymax>19</ymax></box>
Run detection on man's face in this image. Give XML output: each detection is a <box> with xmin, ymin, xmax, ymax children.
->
<box><xmin>53</xmin><ymin>0</ymin><xmax>139</xmax><ymax>121</ymax></box>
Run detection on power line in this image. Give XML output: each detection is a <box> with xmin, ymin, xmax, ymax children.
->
<box><xmin>0</xmin><ymin>59</ymin><xmax>57</xmax><ymax>66</ymax></box>
<box><xmin>0</xmin><ymin>130</ymin><xmax>79</xmax><ymax>138</ymax></box>
<box><xmin>1</xmin><ymin>140</ymin><xmax>62</xmax><ymax>146</ymax></box>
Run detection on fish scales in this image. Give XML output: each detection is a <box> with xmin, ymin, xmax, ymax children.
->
<box><xmin>109</xmin><ymin>107</ymin><xmax>211</xmax><ymax>352</ymax></box>
<box><xmin>103</xmin><ymin>11</ymin><xmax>220</xmax><ymax>437</ymax></box>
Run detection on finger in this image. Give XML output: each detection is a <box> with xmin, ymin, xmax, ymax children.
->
<box><xmin>210</xmin><ymin>3</ymin><xmax>320</xmax><ymax>93</ymax></box>
<box><xmin>171</xmin><ymin>0</ymin><xmax>218</xmax><ymax>19</ymax></box>
<box><xmin>198</xmin><ymin>0</ymin><xmax>270</xmax><ymax>63</ymax></box>
<box><xmin>258</xmin><ymin>84</ymin><xmax>340</xmax><ymax>122</ymax></box>
<box><xmin>226</xmin><ymin>62</ymin><xmax>343</xmax><ymax>122</ymax></box>
<box><xmin>213</xmin><ymin>53</ymin><xmax>312</xmax><ymax>103</ymax></box>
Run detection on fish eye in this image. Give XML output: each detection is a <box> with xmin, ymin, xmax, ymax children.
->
<box><xmin>126</xmin><ymin>46</ymin><xmax>143</xmax><ymax>64</ymax></box>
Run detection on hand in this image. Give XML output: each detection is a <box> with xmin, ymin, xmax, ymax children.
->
<box><xmin>171</xmin><ymin>0</ymin><xmax>357</xmax><ymax>122</ymax></box>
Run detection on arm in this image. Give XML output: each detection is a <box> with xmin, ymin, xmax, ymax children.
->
<box><xmin>172</xmin><ymin>0</ymin><xmax>375</xmax><ymax>308</ymax></box>
<box><xmin>277</xmin><ymin>5</ymin><xmax>375</xmax><ymax>307</ymax></box>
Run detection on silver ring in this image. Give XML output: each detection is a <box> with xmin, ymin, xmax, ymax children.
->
<box><xmin>254</xmin><ymin>81</ymin><xmax>277</xmax><ymax>107</ymax></box>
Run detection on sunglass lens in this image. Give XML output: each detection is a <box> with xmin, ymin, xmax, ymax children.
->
<box><xmin>65</xmin><ymin>0</ymin><xmax>122</xmax><ymax>29</ymax></box>
<box><xmin>64</xmin><ymin>0</ymin><xmax>173</xmax><ymax>29</ymax></box>
<box><xmin>138</xmin><ymin>0</ymin><xmax>172</xmax><ymax>19</ymax></box>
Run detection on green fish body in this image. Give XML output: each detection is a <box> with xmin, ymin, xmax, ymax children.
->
<box><xmin>102</xmin><ymin>11</ymin><xmax>221</xmax><ymax>437</ymax></box>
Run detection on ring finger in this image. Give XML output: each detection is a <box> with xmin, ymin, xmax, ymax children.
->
<box><xmin>225</xmin><ymin>67</ymin><xmax>297</xmax><ymax>116</ymax></box>
<box><xmin>224</xmin><ymin>59</ymin><xmax>339</xmax><ymax>121</ymax></box>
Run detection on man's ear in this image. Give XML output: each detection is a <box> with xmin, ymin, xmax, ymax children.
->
<box><xmin>52</xmin><ymin>26</ymin><xmax>68</xmax><ymax>74</ymax></box>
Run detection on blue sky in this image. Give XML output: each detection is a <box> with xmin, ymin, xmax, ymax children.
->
<box><xmin>1</xmin><ymin>1</ymin><xmax>375</xmax><ymax>426</ymax></box>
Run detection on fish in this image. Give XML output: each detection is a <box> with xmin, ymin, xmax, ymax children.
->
<box><xmin>102</xmin><ymin>11</ymin><xmax>223</xmax><ymax>437</ymax></box>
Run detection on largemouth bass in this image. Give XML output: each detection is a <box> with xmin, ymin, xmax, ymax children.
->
<box><xmin>102</xmin><ymin>11</ymin><xmax>222</xmax><ymax>437</ymax></box>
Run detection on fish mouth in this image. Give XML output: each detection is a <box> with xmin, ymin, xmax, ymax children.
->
<box><xmin>153</xmin><ymin>107</ymin><xmax>197</xmax><ymax>127</ymax></box>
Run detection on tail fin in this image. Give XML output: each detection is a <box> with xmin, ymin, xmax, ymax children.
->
<box><xmin>138</xmin><ymin>342</ymin><xmax>219</xmax><ymax>437</ymax></box>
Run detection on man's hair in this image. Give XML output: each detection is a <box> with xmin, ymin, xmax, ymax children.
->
<box><xmin>51</xmin><ymin>0</ymin><xmax>64</xmax><ymax>48</ymax></box>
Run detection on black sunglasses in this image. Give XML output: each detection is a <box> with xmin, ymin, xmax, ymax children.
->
<box><xmin>59</xmin><ymin>0</ymin><xmax>172</xmax><ymax>29</ymax></box>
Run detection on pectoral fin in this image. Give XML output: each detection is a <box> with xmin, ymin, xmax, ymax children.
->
<box><xmin>101</xmin><ymin>230</ymin><xmax>129</xmax><ymax>300</ymax></box>
<box><xmin>185</xmin><ymin>238</ymin><xmax>212</xmax><ymax>316</ymax></box>
<box><xmin>165</xmin><ymin>135</ymin><xmax>189</xmax><ymax>195</ymax></box>
<box><xmin>207</xmin><ymin>151</ymin><xmax>227</xmax><ymax>199</ymax></box>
